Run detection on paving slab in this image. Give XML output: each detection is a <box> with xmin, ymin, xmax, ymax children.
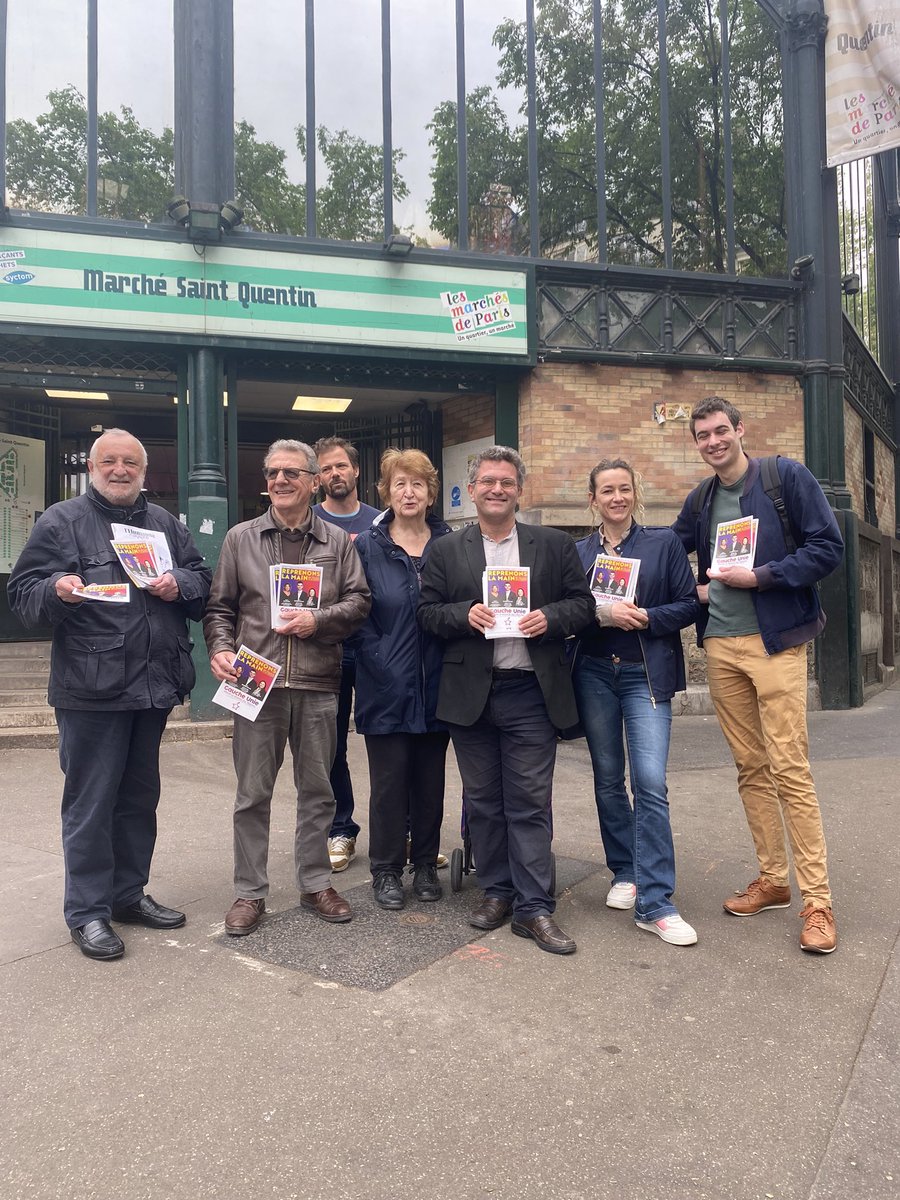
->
<box><xmin>1</xmin><ymin>687</ymin><xmax>898</xmax><ymax>1200</ymax></box>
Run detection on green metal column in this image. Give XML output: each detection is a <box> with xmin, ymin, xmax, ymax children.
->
<box><xmin>495</xmin><ymin>372</ymin><xmax>520</xmax><ymax>449</ymax></box>
<box><xmin>783</xmin><ymin>0</ymin><xmax>857</xmax><ymax>707</ymax></box>
<box><xmin>187</xmin><ymin>347</ymin><xmax>228</xmax><ymax>719</ymax></box>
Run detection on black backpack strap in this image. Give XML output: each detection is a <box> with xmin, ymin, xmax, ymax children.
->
<box><xmin>690</xmin><ymin>475</ymin><xmax>716</xmax><ymax>517</ymax></box>
<box><xmin>760</xmin><ymin>455</ymin><xmax>797</xmax><ymax>554</ymax></box>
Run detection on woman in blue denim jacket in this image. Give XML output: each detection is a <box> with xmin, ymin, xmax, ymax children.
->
<box><xmin>574</xmin><ymin>459</ymin><xmax>699</xmax><ymax>946</ymax></box>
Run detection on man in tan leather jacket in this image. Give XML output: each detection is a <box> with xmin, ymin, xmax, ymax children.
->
<box><xmin>204</xmin><ymin>439</ymin><xmax>371</xmax><ymax>934</ymax></box>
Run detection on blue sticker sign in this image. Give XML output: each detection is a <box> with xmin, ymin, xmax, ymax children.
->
<box><xmin>450</xmin><ymin>485</ymin><xmax>461</xmax><ymax>509</ymax></box>
<box><xmin>3</xmin><ymin>271</ymin><xmax>34</xmax><ymax>285</ymax></box>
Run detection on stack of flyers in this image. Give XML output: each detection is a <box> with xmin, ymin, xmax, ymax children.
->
<box><xmin>590</xmin><ymin>555</ymin><xmax>640</xmax><ymax>604</ymax></box>
<box><xmin>213</xmin><ymin>645</ymin><xmax>282</xmax><ymax>722</ymax></box>
<box><xmin>270</xmin><ymin>563</ymin><xmax>323</xmax><ymax>627</ymax></box>
<box><xmin>482</xmin><ymin>566</ymin><xmax>530</xmax><ymax>639</ymax></box>
<box><xmin>110</xmin><ymin>540</ymin><xmax>162</xmax><ymax>587</ymax></box>
<box><xmin>71</xmin><ymin>582</ymin><xmax>131</xmax><ymax>603</ymax></box>
<box><xmin>110</xmin><ymin>524</ymin><xmax>173</xmax><ymax>573</ymax></box>
<box><xmin>711</xmin><ymin>517</ymin><xmax>758</xmax><ymax>569</ymax></box>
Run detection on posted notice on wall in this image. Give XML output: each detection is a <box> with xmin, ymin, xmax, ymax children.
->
<box><xmin>0</xmin><ymin>433</ymin><xmax>45</xmax><ymax>574</ymax></box>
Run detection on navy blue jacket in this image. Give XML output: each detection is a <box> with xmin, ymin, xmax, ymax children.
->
<box><xmin>351</xmin><ymin>512</ymin><xmax>451</xmax><ymax>735</ymax></box>
<box><xmin>575</xmin><ymin>525</ymin><xmax>698</xmax><ymax>704</ymax></box>
<box><xmin>672</xmin><ymin>456</ymin><xmax>844</xmax><ymax>654</ymax></box>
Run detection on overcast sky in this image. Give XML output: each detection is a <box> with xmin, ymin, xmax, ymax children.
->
<box><xmin>9</xmin><ymin>0</ymin><xmax>527</xmax><ymax>235</ymax></box>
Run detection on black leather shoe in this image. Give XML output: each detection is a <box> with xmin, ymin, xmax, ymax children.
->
<box><xmin>412</xmin><ymin>863</ymin><xmax>442</xmax><ymax>902</ymax></box>
<box><xmin>71</xmin><ymin>920</ymin><xmax>125</xmax><ymax>960</ymax></box>
<box><xmin>511</xmin><ymin>914</ymin><xmax>576</xmax><ymax>955</ymax></box>
<box><xmin>470</xmin><ymin>896</ymin><xmax>512</xmax><ymax>930</ymax></box>
<box><xmin>112</xmin><ymin>894</ymin><xmax>186</xmax><ymax>929</ymax></box>
<box><xmin>373</xmin><ymin>870</ymin><xmax>405</xmax><ymax>910</ymax></box>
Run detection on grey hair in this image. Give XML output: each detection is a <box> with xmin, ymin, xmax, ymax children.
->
<box><xmin>264</xmin><ymin>439</ymin><xmax>318</xmax><ymax>473</ymax></box>
<box><xmin>467</xmin><ymin>445</ymin><xmax>526</xmax><ymax>489</ymax></box>
<box><xmin>88</xmin><ymin>428</ymin><xmax>148</xmax><ymax>467</ymax></box>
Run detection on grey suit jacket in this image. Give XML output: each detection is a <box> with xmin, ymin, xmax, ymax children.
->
<box><xmin>417</xmin><ymin>521</ymin><xmax>595</xmax><ymax>729</ymax></box>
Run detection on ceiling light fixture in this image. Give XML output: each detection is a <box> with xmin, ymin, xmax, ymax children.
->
<box><xmin>46</xmin><ymin>389</ymin><xmax>110</xmax><ymax>401</ymax></box>
<box><xmin>292</xmin><ymin>396</ymin><xmax>353</xmax><ymax>413</ymax></box>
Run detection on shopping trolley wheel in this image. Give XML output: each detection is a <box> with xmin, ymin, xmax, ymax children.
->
<box><xmin>450</xmin><ymin>847</ymin><xmax>464</xmax><ymax>892</ymax></box>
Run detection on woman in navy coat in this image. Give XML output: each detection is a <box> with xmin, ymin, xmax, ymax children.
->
<box><xmin>574</xmin><ymin>458</ymin><xmax>699</xmax><ymax>946</ymax></box>
<box><xmin>352</xmin><ymin>449</ymin><xmax>451</xmax><ymax>910</ymax></box>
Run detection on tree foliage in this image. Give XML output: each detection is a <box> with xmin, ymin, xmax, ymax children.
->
<box><xmin>5</xmin><ymin>88</ymin><xmax>408</xmax><ymax>244</ymax></box>
<box><xmin>427</xmin><ymin>0</ymin><xmax>786</xmax><ymax>275</ymax></box>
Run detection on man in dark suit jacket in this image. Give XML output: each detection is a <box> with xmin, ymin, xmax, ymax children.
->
<box><xmin>419</xmin><ymin>447</ymin><xmax>594</xmax><ymax>954</ymax></box>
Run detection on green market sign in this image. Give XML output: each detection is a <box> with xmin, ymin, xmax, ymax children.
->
<box><xmin>0</xmin><ymin>228</ymin><xmax>529</xmax><ymax>358</ymax></box>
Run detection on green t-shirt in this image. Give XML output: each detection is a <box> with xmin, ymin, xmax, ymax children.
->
<box><xmin>704</xmin><ymin>471</ymin><xmax>759</xmax><ymax>639</ymax></box>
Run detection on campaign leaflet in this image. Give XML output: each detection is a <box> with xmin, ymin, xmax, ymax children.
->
<box><xmin>212</xmin><ymin>645</ymin><xmax>282</xmax><ymax>722</ymax></box>
<box><xmin>711</xmin><ymin>517</ymin><xmax>758</xmax><ymax>570</ymax></box>
<box><xmin>110</xmin><ymin>524</ymin><xmax>173</xmax><ymax>573</ymax></box>
<box><xmin>269</xmin><ymin>563</ymin><xmax>324</xmax><ymax>628</ymax></box>
<box><xmin>482</xmin><ymin>566</ymin><xmax>530</xmax><ymax>639</ymax></box>
<box><xmin>110</xmin><ymin>540</ymin><xmax>162</xmax><ymax>588</ymax></box>
<box><xmin>71</xmin><ymin>582</ymin><xmax>131</xmax><ymax>603</ymax></box>
<box><xmin>590</xmin><ymin>555</ymin><xmax>640</xmax><ymax>605</ymax></box>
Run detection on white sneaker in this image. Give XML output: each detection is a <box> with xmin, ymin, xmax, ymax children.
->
<box><xmin>606</xmin><ymin>881</ymin><xmax>637</xmax><ymax>910</ymax></box>
<box><xmin>328</xmin><ymin>836</ymin><xmax>356</xmax><ymax>873</ymax></box>
<box><xmin>635</xmin><ymin>913</ymin><xmax>698</xmax><ymax>946</ymax></box>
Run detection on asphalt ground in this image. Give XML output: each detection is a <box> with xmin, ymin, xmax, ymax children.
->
<box><xmin>2</xmin><ymin>687</ymin><xmax>898</xmax><ymax>1200</ymax></box>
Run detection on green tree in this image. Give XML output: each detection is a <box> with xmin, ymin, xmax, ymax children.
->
<box><xmin>297</xmin><ymin>126</ymin><xmax>409</xmax><ymax>242</ymax></box>
<box><xmin>6</xmin><ymin>85</ymin><xmax>173</xmax><ymax>220</ymax></box>
<box><xmin>6</xmin><ymin>89</ymin><xmax>409</xmax><ymax>244</ymax></box>
<box><xmin>427</xmin><ymin>0</ymin><xmax>786</xmax><ymax>274</ymax></box>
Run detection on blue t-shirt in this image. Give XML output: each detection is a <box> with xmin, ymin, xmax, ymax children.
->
<box><xmin>313</xmin><ymin>502</ymin><xmax>380</xmax><ymax>541</ymax></box>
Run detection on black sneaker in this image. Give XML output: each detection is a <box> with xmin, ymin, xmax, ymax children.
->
<box><xmin>412</xmin><ymin>863</ymin><xmax>442</xmax><ymax>903</ymax></box>
<box><xmin>373</xmin><ymin>870</ymin><xmax>405</xmax><ymax>910</ymax></box>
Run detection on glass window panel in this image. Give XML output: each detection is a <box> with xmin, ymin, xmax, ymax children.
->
<box><xmin>312</xmin><ymin>0</ymin><xmax>384</xmax><ymax>243</ymax></box>
<box><xmin>391</xmin><ymin>0</ymin><xmax>455</xmax><ymax>248</ymax></box>
<box><xmin>96</xmin><ymin>0</ymin><xmax>174</xmax><ymax>222</ymax></box>
<box><xmin>233</xmin><ymin>3</ymin><xmax>306</xmax><ymax>235</ymax></box>
<box><xmin>6</xmin><ymin>0</ymin><xmax>88</xmax><ymax>214</ymax></box>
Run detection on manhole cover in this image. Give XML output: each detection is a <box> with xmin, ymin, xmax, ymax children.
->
<box><xmin>399</xmin><ymin>912</ymin><xmax>436</xmax><ymax>926</ymax></box>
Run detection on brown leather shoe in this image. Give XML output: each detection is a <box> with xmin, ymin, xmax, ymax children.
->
<box><xmin>723</xmin><ymin>877</ymin><xmax>792</xmax><ymax>916</ymax></box>
<box><xmin>511</xmin><ymin>914</ymin><xmax>576</xmax><ymax>955</ymax></box>
<box><xmin>224</xmin><ymin>897</ymin><xmax>265</xmax><ymax>936</ymax></box>
<box><xmin>300</xmin><ymin>887</ymin><xmax>352</xmax><ymax>923</ymax></box>
<box><xmin>470</xmin><ymin>896</ymin><xmax>512</xmax><ymax>930</ymax></box>
<box><xmin>799</xmin><ymin>905</ymin><xmax>837</xmax><ymax>954</ymax></box>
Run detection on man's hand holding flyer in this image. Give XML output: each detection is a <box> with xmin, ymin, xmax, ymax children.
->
<box><xmin>213</xmin><ymin>645</ymin><xmax>282</xmax><ymax>722</ymax></box>
<box><xmin>711</xmin><ymin>517</ymin><xmax>758</xmax><ymax>570</ymax></box>
<box><xmin>482</xmin><ymin>566</ymin><xmax>531</xmax><ymax>639</ymax></box>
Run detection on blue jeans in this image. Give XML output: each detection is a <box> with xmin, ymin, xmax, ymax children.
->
<box><xmin>573</xmin><ymin>656</ymin><xmax>676</xmax><ymax>922</ymax></box>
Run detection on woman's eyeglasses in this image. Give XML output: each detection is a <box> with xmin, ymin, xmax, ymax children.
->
<box><xmin>262</xmin><ymin>466</ymin><xmax>317</xmax><ymax>481</ymax></box>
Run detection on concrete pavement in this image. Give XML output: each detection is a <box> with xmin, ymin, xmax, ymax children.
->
<box><xmin>2</xmin><ymin>688</ymin><xmax>898</xmax><ymax>1200</ymax></box>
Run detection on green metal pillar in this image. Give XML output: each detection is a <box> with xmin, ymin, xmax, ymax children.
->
<box><xmin>187</xmin><ymin>347</ymin><xmax>228</xmax><ymax>719</ymax></box>
<box><xmin>495</xmin><ymin>372</ymin><xmax>520</xmax><ymax>449</ymax></box>
<box><xmin>783</xmin><ymin>0</ymin><xmax>857</xmax><ymax>706</ymax></box>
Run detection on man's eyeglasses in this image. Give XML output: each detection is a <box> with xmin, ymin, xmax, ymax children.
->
<box><xmin>262</xmin><ymin>466</ymin><xmax>317</xmax><ymax>481</ymax></box>
<box><xmin>474</xmin><ymin>477</ymin><xmax>519</xmax><ymax>491</ymax></box>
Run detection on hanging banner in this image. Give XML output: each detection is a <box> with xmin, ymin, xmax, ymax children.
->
<box><xmin>824</xmin><ymin>0</ymin><xmax>900</xmax><ymax>166</ymax></box>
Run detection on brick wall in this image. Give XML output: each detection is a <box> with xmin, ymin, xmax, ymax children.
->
<box><xmin>441</xmin><ymin>394</ymin><xmax>494</xmax><ymax>446</ymax></box>
<box><xmin>843</xmin><ymin>405</ymin><xmax>865</xmax><ymax>517</ymax></box>
<box><xmin>518</xmin><ymin>363</ymin><xmax>804</xmax><ymax>523</ymax></box>
<box><xmin>843</xmin><ymin>400</ymin><xmax>897</xmax><ymax>535</ymax></box>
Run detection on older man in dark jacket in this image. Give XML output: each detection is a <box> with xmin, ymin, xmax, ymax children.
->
<box><xmin>8</xmin><ymin>429</ymin><xmax>211</xmax><ymax>960</ymax></box>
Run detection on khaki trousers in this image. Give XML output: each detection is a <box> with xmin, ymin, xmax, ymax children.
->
<box><xmin>705</xmin><ymin>634</ymin><xmax>831</xmax><ymax>907</ymax></box>
<box><xmin>231</xmin><ymin>687</ymin><xmax>338</xmax><ymax>898</ymax></box>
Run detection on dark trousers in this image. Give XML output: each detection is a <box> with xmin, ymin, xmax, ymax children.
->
<box><xmin>56</xmin><ymin>706</ymin><xmax>171</xmax><ymax>928</ymax></box>
<box><xmin>448</xmin><ymin>675</ymin><xmax>557</xmax><ymax>920</ymax></box>
<box><xmin>365</xmin><ymin>731</ymin><xmax>450</xmax><ymax>874</ymax></box>
<box><xmin>329</xmin><ymin>661</ymin><xmax>361</xmax><ymax>839</ymax></box>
